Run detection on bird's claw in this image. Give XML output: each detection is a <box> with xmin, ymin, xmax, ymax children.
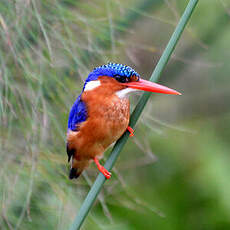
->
<box><xmin>127</xmin><ymin>126</ymin><xmax>134</xmax><ymax>137</ymax></box>
<box><xmin>94</xmin><ymin>157</ymin><xmax>111</xmax><ymax>179</ymax></box>
<box><xmin>98</xmin><ymin>166</ymin><xmax>111</xmax><ymax>179</ymax></box>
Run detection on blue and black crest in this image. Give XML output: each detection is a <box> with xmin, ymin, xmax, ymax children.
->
<box><xmin>85</xmin><ymin>63</ymin><xmax>140</xmax><ymax>88</ymax></box>
<box><xmin>93</xmin><ymin>63</ymin><xmax>140</xmax><ymax>78</ymax></box>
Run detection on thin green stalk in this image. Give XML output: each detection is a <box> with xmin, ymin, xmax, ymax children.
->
<box><xmin>69</xmin><ymin>0</ymin><xmax>199</xmax><ymax>229</ymax></box>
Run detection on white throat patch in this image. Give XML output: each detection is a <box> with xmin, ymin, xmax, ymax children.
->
<box><xmin>84</xmin><ymin>80</ymin><xmax>101</xmax><ymax>91</ymax></box>
<box><xmin>116</xmin><ymin>88</ymin><xmax>139</xmax><ymax>99</ymax></box>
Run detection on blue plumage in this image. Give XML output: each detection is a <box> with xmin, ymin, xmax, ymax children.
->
<box><xmin>68</xmin><ymin>95</ymin><xmax>87</xmax><ymax>131</ymax></box>
<box><xmin>68</xmin><ymin>63</ymin><xmax>140</xmax><ymax>131</ymax></box>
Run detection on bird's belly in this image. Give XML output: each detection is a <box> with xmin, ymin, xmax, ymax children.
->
<box><xmin>100</xmin><ymin>98</ymin><xmax>130</xmax><ymax>147</ymax></box>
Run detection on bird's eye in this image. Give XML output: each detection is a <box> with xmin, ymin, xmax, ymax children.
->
<box><xmin>115</xmin><ymin>75</ymin><xmax>127</xmax><ymax>83</ymax></box>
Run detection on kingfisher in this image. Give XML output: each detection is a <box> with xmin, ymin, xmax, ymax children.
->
<box><xmin>66</xmin><ymin>63</ymin><xmax>181</xmax><ymax>179</ymax></box>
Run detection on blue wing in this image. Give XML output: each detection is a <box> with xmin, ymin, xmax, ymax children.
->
<box><xmin>68</xmin><ymin>94</ymin><xmax>87</xmax><ymax>131</ymax></box>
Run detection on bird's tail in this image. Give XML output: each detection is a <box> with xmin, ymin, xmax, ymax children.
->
<box><xmin>66</xmin><ymin>142</ymin><xmax>88</xmax><ymax>179</ymax></box>
<box><xmin>69</xmin><ymin>167</ymin><xmax>81</xmax><ymax>179</ymax></box>
<box><xmin>69</xmin><ymin>159</ymin><xmax>89</xmax><ymax>179</ymax></box>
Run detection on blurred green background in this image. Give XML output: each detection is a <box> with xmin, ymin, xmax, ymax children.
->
<box><xmin>1</xmin><ymin>0</ymin><xmax>230</xmax><ymax>229</ymax></box>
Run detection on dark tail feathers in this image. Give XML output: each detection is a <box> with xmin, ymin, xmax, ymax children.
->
<box><xmin>66</xmin><ymin>143</ymin><xmax>75</xmax><ymax>163</ymax></box>
<box><xmin>69</xmin><ymin>167</ymin><xmax>81</xmax><ymax>179</ymax></box>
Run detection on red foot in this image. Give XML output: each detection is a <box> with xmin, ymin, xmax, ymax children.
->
<box><xmin>127</xmin><ymin>126</ymin><xmax>134</xmax><ymax>137</ymax></box>
<box><xmin>94</xmin><ymin>158</ymin><xmax>111</xmax><ymax>179</ymax></box>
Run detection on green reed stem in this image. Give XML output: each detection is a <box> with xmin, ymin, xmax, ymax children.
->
<box><xmin>68</xmin><ymin>0</ymin><xmax>199</xmax><ymax>229</ymax></box>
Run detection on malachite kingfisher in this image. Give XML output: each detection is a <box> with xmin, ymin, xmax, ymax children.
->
<box><xmin>67</xmin><ymin>63</ymin><xmax>181</xmax><ymax>179</ymax></box>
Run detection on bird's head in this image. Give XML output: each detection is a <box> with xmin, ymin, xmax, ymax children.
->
<box><xmin>83</xmin><ymin>63</ymin><xmax>181</xmax><ymax>98</ymax></box>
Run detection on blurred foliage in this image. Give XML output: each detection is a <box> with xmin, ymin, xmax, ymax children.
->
<box><xmin>0</xmin><ymin>0</ymin><xmax>230</xmax><ymax>229</ymax></box>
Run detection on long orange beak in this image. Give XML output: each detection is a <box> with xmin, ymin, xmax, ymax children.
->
<box><xmin>122</xmin><ymin>78</ymin><xmax>181</xmax><ymax>95</ymax></box>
